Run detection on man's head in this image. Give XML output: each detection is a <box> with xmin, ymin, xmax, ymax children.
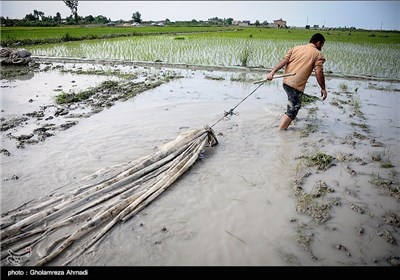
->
<box><xmin>310</xmin><ymin>33</ymin><xmax>325</xmax><ymax>50</ymax></box>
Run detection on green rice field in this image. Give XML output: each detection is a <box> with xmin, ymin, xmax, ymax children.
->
<box><xmin>2</xmin><ymin>26</ymin><xmax>400</xmax><ymax>79</ymax></box>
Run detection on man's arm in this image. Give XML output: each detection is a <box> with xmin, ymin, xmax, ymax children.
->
<box><xmin>266</xmin><ymin>57</ymin><xmax>289</xmax><ymax>80</ymax></box>
<box><xmin>315</xmin><ymin>68</ymin><xmax>327</xmax><ymax>101</ymax></box>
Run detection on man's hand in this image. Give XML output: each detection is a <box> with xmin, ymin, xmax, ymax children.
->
<box><xmin>266</xmin><ymin>72</ymin><xmax>274</xmax><ymax>81</ymax></box>
<box><xmin>321</xmin><ymin>89</ymin><xmax>328</xmax><ymax>101</ymax></box>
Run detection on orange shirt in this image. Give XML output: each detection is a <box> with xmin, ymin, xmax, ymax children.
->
<box><xmin>282</xmin><ymin>43</ymin><xmax>326</xmax><ymax>92</ymax></box>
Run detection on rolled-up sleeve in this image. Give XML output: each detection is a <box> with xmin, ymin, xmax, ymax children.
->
<box><xmin>314</xmin><ymin>54</ymin><xmax>326</xmax><ymax>72</ymax></box>
<box><xmin>284</xmin><ymin>48</ymin><xmax>293</xmax><ymax>60</ymax></box>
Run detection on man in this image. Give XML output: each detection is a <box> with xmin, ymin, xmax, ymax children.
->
<box><xmin>266</xmin><ymin>33</ymin><xmax>327</xmax><ymax>130</ymax></box>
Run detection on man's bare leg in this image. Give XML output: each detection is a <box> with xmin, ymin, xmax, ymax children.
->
<box><xmin>279</xmin><ymin>114</ymin><xmax>292</xmax><ymax>130</ymax></box>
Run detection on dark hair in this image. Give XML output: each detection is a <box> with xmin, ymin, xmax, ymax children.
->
<box><xmin>309</xmin><ymin>33</ymin><xmax>325</xmax><ymax>43</ymax></box>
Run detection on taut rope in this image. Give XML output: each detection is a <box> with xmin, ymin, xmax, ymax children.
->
<box><xmin>210</xmin><ymin>82</ymin><xmax>264</xmax><ymax>128</ymax></box>
<box><xmin>210</xmin><ymin>72</ymin><xmax>296</xmax><ymax>128</ymax></box>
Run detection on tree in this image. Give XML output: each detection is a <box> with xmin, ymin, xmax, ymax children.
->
<box><xmin>63</xmin><ymin>0</ymin><xmax>78</xmax><ymax>22</ymax></box>
<box><xmin>24</xmin><ymin>10</ymin><xmax>44</xmax><ymax>21</ymax></box>
<box><xmin>84</xmin><ymin>15</ymin><xmax>95</xmax><ymax>23</ymax></box>
<box><xmin>255</xmin><ymin>20</ymin><xmax>260</xmax><ymax>26</ymax></box>
<box><xmin>33</xmin><ymin>10</ymin><xmax>44</xmax><ymax>21</ymax></box>
<box><xmin>94</xmin><ymin>15</ymin><xmax>109</xmax><ymax>24</ymax></box>
<box><xmin>55</xmin><ymin>12</ymin><xmax>62</xmax><ymax>23</ymax></box>
<box><xmin>24</xmin><ymin>13</ymin><xmax>36</xmax><ymax>21</ymax></box>
<box><xmin>226</xmin><ymin>18</ymin><xmax>233</xmax><ymax>25</ymax></box>
<box><xmin>132</xmin><ymin>11</ymin><xmax>142</xmax><ymax>23</ymax></box>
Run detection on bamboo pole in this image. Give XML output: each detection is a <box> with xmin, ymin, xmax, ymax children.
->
<box><xmin>253</xmin><ymin>72</ymin><xmax>296</xmax><ymax>84</ymax></box>
<box><xmin>1</xmin><ymin>128</ymin><xmax>216</xmax><ymax>266</ymax></box>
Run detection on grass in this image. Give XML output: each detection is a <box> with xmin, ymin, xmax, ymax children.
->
<box><xmin>188</xmin><ymin>28</ymin><xmax>400</xmax><ymax>45</ymax></box>
<box><xmin>55</xmin><ymin>80</ymin><xmax>120</xmax><ymax>104</ymax></box>
<box><xmin>350</xmin><ymin>122</ymin><xmax>369</xmax><ymax>132</ymax></box>
<box><xmin>0</xmin><ymin>26</ymin><xmax>236</xmax><ymax>46</ymax></box>
<box><xmin>369</xmin><ymin>173</ymin><xmax>394</xmax><ymax>186</ymax></box>
<box><xmin>25</xmin><ymin>35</ymin><xmax>397</xmax><ymax>79</ymax></box>
<box><xmin>302</xmin><ymin>93</ymin><xmax>320</xmax><ymax>105</ymax></box>
<box><xmin>381</xmin><ymin>162</ymin><xmax>395</xmax><ymax>168</ymax></box>
<box><xmin>370</xmin><ymin>172</ymin><xmax>400</xmax><ymax>199</ymax></box>
<box><xmin>3</xmin><ymin>26</ymin><xmax>399</xmax><ymax>79</ymax></box>
<box><xmin>54</xmin><ymin>70</ymin><xmax>184</xmax><ymax>105</ymax></box>
<box><xmin>299</xmin><ymin>123</ymin><xmax>320</xmax><ymax>138</ymax></box>
<box><xmin>304</xmin><ymin>152</ymin><xmax>334</xmax><ymax>171</ymax></box>
<box><xmin>239</xmin><ymin>45</ymin><xmax>251</xmax><ymax>67</ymax></box>
<box><xmin>350</xmin><ymin>94</ymin><xmax>362</xmax><ymax>115</ymax></box>
<box><xmin>339</xmin><ymin>82</ymin><xmax>348</xmax><ymax>91</ymax></box>
<box><xmin>2</xmin><ymin>26</ymin><xmax>400</xmax><ymax>45</ymax></box>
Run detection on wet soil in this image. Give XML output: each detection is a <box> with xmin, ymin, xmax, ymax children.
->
<box><xmin>1</xmin><ymin>60</ymin><xmax>399</xmax><ymax>266</ymax></box>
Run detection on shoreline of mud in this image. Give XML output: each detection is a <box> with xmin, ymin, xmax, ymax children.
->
<box><xmin>32</xmin><ymin>56</ymin><xmax>400</xmax><ymax>83</ymax></box>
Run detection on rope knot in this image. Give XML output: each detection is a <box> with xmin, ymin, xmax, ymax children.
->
<box><xmin>224</xmin><ymin>109</ymin><xmax>238</xmax><ymax>117</ymax></box>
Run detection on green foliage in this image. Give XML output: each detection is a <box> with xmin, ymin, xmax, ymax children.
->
<box><xmin>3</xmin><ymin>26</ymin><xmax>399</xmax><ymax>79</ymax></box>
<box><xmin>339</xmin><ymin>83</ymin><xmax>348</xmax><ymax>91</ymax></box>
<box><xmin>2</xmin><ymin>26</ymin><xmax>399</xmax><ymax>46</ymax></box>
<box><xmin>302</xmin><ymin>93</ymin><xmax>319</xmax><ymax>105</ymax></box>
<box><xmin>0</xmin><ymin>26</ymin><xmax>236</xmax><ymax>46</ymax></box>
<box><xmin>304</xmin><ymin>153</ymin><xmax>334</xmax><ymax>170</ymax></box>
<box><xmin>240</xmin><ymin>45</ymin><xmax>251</xmax><ymax>67</ymax></box>
<box><xmin>62</xmin><ymin>32</ymin><xmax>72</xmax><ymax>42</ymax></box>
<box><xmin>132</xmin><ymin>11</ymin><xmax>142</xmax><ymax>23</ymax></box>
<box><xmin>55</xmin><ymin>80</ymin><xmax>119</xmax><ymax>104</ymax></box>
<box><xmin>55</xmin><ymin>90</ymin><xmax>93</xmax><ymax>104</ymax></box>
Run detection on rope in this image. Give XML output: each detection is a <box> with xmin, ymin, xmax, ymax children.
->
<box><xmin>210</xmin><ymin>82</ymin><xmax>264</xmax><ymax>128</ymax></box>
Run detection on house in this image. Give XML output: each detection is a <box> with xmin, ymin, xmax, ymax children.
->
<box><xmin>232</xmin><ymin>20</ymin><xmax>250</xmax><ymax>26</ymax></box>
<box><xmin>273</xmin><ymin>18</ymin><xmax>287</xmax><ymax>28</ymax></box>
<box><xmin>150</xmin><ymin>21</ymin><xmax>165</xmax><ymax>26</ymax></box>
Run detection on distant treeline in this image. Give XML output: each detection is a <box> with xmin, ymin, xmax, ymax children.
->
<box><xmin>1</xmin><ymin>13</ymin><xmax>112</xmax><ymax>27</ymax></box>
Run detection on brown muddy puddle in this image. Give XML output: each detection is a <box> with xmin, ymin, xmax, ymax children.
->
<box><xmin>1</xmin><ymin>62</ymin><xmax>399</xmax><ymax>266</ymax></box>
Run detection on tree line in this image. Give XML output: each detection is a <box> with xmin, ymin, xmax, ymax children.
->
<box><xmin>1</xmin><ymin>0</ymin><xmax>270</xmax><ymax>27</ymax></box>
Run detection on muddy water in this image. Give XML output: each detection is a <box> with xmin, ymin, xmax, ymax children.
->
<box><xmin>1</xmin><ymin>64</ymin><xmax>399</xmax><ymax>266</ymax></box>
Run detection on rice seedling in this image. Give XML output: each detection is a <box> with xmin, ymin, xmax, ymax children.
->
<box><xmin>380</xmin><ymin>161</ymin><xmax>395</xmax><ymax>168</ymax></box>
<box><xmin>296</xmin><ymin>233</ymin><xmax>313</xmax><ymax>251</ymax></box>
<box><xmin>239</xmin><ymin>41</ymin><xmax>252</xmax><ymax>67</ymax></box>
<box><xmin>278</xmin><ymin>252</ymin><xmax>298</xmax><ymax>264</ymax></box>
<box><xmin>350</xmin><ymin>122</ymin><xmax>369</xmax><ymax>132</ymax></box>
<box><xmin>339</xmin><ymin>82</ymin><xmax>348</xmax><ymax>91</ymax></box>
<box><xmin>237</xmin><ymin>174</ymin><xmax>258</xmax><ymax>187</ymax></box>
<box><xmin>303</xmin><ymin>152</ymin><xmax>334</xmax><ymax>171</ymax></box>
<box><xmin>4</xmin><ymin>25</ymin><xmax>399</xmax><ymax>78</ymax></box>
<box><xmin>299</xmin><ymin>123</ymin><xmax>319</xmax><ymax>138</ymax></box>
<box><xmin>55</xmin><ymin>89</ymin><xmax>94</xmax><ymax>104</ymax></box>
<box><xmin>302</xmin><ymin>93</ymin><xmax>320</xmax><ymax>105</ymax></box>
<box><xmin>54</xmin><ymin>74</ymin><xmax>181</xmax><ymax>105</ymax></box>
<box><xmin>27</xmin><ymin>35</ymin><xmax>400</xmax><ymax>79</ymax></box>
<box><xmin>368</xmin><ymin>173</ymin><xmax>400</xmax><ymax>200</ymax></box>
<box><xmin>350</xmin><ymin>95</ymin><xmax>361</xmax><ymax>109</ymax></box>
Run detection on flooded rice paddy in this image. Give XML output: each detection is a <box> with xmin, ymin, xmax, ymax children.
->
<box><xmin>1</xmin><ymin>61</ymin><xmax>399</xmax><ymax>266</ymax></box>
<box><xmin>27</xmin><ymin>36</ymin><xmax>400</xmax><ymax>79</ymax></box>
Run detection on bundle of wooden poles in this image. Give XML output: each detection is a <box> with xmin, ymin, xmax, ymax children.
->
<box><xmin>1</xmin><ymin>127</ymin><xmax>218</xmax><ymax>266</ymax></box>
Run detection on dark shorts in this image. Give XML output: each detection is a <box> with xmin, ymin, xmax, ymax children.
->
<box><xmin>283</xmin><ymin>83</ymin><xmax>303</xmax><ymax>120</ymax></box>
